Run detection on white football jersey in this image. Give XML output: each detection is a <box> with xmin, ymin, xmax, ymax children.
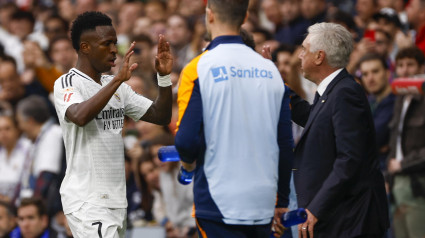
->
<box><xmin>54</xmin><ymin>68</ymin><xmax>152</xmax><ymax>214</ymax></box>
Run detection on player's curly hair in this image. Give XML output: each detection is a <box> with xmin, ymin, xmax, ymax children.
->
<box><xmin>70</xmin><ymin>11</ymin><xmax>112</xmax><ymax>51</ymax></box>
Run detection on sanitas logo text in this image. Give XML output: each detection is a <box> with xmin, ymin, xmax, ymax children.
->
<box><xmin>230</xmin><ymin>66</ymin><xmax>272</xmax><ymax>79</ymax></box>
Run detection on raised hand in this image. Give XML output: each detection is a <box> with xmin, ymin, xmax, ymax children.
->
<box><xmin>116</xmin><ymin>41</ymin><xmax>138</xmax><ymax>82</ymax></box>
<box><xmin>155</xmin><ymin>34</ymin><xmax>173</xmax><ymax>76</ymax></box>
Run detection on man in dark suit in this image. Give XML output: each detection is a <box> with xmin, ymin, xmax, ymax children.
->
<box><xmin>289</xmin><ymin>22</ymin><xmax>389</xmax><ymax>238</ymax></box>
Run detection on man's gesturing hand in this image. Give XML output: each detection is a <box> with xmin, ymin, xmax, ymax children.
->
<box><xmin>155</xmin><ymin>34</ymin><xmax>173</xmax><ymax>76</ymax></box>
<box><xmin>116</xmin><ymin>41</ymin><xmax>138</xmax><ymax>83</ymax></box>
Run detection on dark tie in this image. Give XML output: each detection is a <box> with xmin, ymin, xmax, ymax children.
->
<box><xmin>311</xmin><ymin>92</ymin><xmax>320</xmax><ymax>110</ymax></box>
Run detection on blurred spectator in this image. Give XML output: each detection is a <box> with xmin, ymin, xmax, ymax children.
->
<box><xmin>16</xmin><ymin>197</ymin><xmax>58</xmax><ymax>238</ymax></box>
<box><xmin>19</xmin><ymin>37</ymin><xmax>76</xmax><ymax>110</ymax></box>
<box><xmin>75</xmin><ymin>0</ymin><xmax>98</xmax><ymax>15</ymax></box>
<box><xmin>9</xmin><ymin>10</ymin><xmax>48</xmax><ymax>72</ymax></box>
<box><xmin>165</xmin><ymin>14</ymin><xmax>196</xmax><ymax>72</ymax></box>
<box><xmin>373</xmin><ymin>8</ymin><xmax>413</xmax><ymax>63</ymax></box>
<box><xmin>176</xmin><ymin>0</ymin><xmax>205</xmax><ymax>18</ymax></box>
<box><xmin>271</xmin><ymin>44</ymin><xmax>305</xmax><ymax>99</ymax></box>
<box><xmin>406</xmin><ymin>0</ymin><xmax>425</xmax><ymax>56</ymax></box>
<box><xmin>117</xmin><ymin>1</ymin><xmax>144</xmax><ymax>49</ymax></box>
<box><xmin>348</xmin><ymin>29</ymin><xmax>395</xmax><ymax>78</ymax></box>
<box><xmin>42</xmin><ymin>14</ymin><xmax>69</xmax><ymax>44</ymax></box>
<box><xmin>129</xmin><ymin>33</ymin><xmax>156</xmax><ymax>85</ymax></box>
<box><xmin>149</xmin><ymin>20</ymin><xmax>167</xmax><ymax>44</ymax></box>
<box><xmin>0</xmin><ymin>106</ymin><xmax>32</xmax><ymax>204</ymax></box>
<box><xmin>395</xmin><ymin>46</ymin><xmax>425</xmax><ymax>77</ymax></box>
<box><xmin>125</xmin><ymin>153</ymin><xmax>144</xmax><ymax>229</ymax></box>
<box><xmin>47</xmin><ymin>36</ymin><xmax>77</xmax><ymax>74</ymax></box>
<box><xmin>387</xmin><ymin>46</ymin><xmax>425</xmax><ymax>238</ymax></box>
<box><xmin>0</xmin><ymin>200</ymin><xmax>19</xmax><ymax>237</ymax></box>
<box><xmin>251</xmin><ymin>27</ymin><xmax>274</xmax><ymax>53</ymax></box>
<box><xmin>301</xmin><ymin>0</ymin><xmax>327</xmax><ymax>24</ymax></box>
<box><xmin>16</xmin><ymin>96</ymin><xmax>64</xmax><ymax>217</ymax></box>
<box><xmin>276</xmin><ymin>0</ymin><xmax>310</xmax><ymax>46</ymax></box>
<box><xmin>125</xmin><ymin>73</ymin><xmax>157</xmax><ymax>101</ymax></box>
<box><xmin>261</xmin><ymin>0</ymin><xmax>285</xmax><ymax>34</ymax></box>
<box><xmin>326</xmin><ymin>9</ymin><xmax>359</xmax><ymax>41</ymax></box>
<box><xmin>132</xmin><ymin>16</ymin><xmax>153</xmax><ymax>37</ymax></box>
<box><xmin>137</xmin><ymin>151</ymin><xmax>162</xmax><ymax>226</ymax></box>
<box><xmin>355</xmin><ymin>0</ymin><xmax>379</xmax><ymax>31</ymax></box>
<box><xmin>0</xmin><ymin>56</ymin><xmax>25</xmax><ymax>107</ymax></box>
<box><xmin>0</xmin><ymin>3</ymin><xmax>20</xmax><ymax>66</ymax></box>
<box><xmin>151</xmin><ymin>140</ymin><xmax>195</xmax><ymax>238</ymax></box>
<box><xmin>0</xmin><ymin>3</ymin><xmax>18</xmax><ymax>34</ymax></box>
<box><xmin>358</xmin><ymin>53</ymin><xmax>395</xmax><ymax>173</ymax></box>
<box><xmin>145</xmin><ymin>0</ymin><xmax>167</xmax><ymax>22</ymax></box>
<box><xmin>56</xmin><ymin>0</ymin><xmax>76</xmax><ymax>23</ymax></box>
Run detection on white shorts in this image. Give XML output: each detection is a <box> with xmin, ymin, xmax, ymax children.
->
<box><xmin>65</xmin><ymin>203</ymin><xmax>127</xmax><ymax>238</ymax></box>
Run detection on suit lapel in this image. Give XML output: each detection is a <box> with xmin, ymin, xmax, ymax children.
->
<box><xmin>296</xmin><ymin>69</ymin><xmax>350</xmax><ymax>147</ymax></box>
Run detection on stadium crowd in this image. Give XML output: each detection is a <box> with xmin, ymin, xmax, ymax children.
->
<box><xmin>0</xmin><ymin>0</ymin><xmax>425</xmax><ymax>237</ymax></box>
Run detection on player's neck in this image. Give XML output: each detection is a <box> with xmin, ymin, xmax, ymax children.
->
<box><xmin>210</xmin><ymin>23</ymin><xmax>239</xmax><ymax>40</ymax></box>
<box><xmin>75</xmin><ymin>60</ymin><xmax>102</xmax><ymax>84</ymax></box>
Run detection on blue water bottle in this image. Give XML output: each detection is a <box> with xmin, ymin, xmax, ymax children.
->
<box><xmin>281</xmin><ymin>208</ymin><xmax>307</xmax><ymax>227</ymax></box>
<box><xmin>157</xmin><ymin>145</ymin><xmax>194</xmax><ymax>185</ymax></box>
<box><xmin>177</xmin><ymin>166</ymin><xmax>194</xmax><ymax>185</ymax></box>
<box><xmin>270</xmin><ymin>208</ymin><xmax>307</xmax><ymax>237</ymax></box>
<box><xmin>158</xmin><ymin>145</ymin><xmax>180</xmax><ymax>162</ymax></box>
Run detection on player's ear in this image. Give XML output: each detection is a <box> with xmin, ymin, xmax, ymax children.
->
<box><xmin>80</xmin><ymin>41</ymin><xmax>90</xmax><ymax>54</ymax></box>
<box><xmin>243</xmin><ymin>11</ymin><xmax>249</xmax><ymax>25</ymax></box>
<box><xmin>206</xmin><ymin>7</ymin><xmax>214</xmax><ymax>24</ymax></box>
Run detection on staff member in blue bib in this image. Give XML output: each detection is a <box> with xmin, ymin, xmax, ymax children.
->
<box><xmin>175</xmin><ymin>0</ymin><xmax>294</xmax><ymax>237</ymax></box>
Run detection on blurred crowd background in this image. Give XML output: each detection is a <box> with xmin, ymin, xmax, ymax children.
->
<box><xmin>1</xmin><ymin>0</ymin><xmax>425</xmax><ymax>237</ymax></box>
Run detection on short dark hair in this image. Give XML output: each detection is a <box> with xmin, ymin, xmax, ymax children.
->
<box><xmin>271</xmin><ymin>44</ymin><xmax>295</xmax><ymax>63</ymax></box>
<box><xmin>395</xmin><ymin>46</ymin><xmax>425</xmax><ymax>66</ymax></box>
<box><xmin>358</xmin><ymin>53</ymin><xmax>389</xmax><ymax>71</ymax></box>
<box><xmin>240</xmin><ymin>28</ymin><xmax>255</xmax><ymax>50</ymax></box>
<box><xmin>0</xmin><ymin>55</ymin><xmax>17</xmax><ymax>68</ymax></box>
<box><xmin>16</xmin><ymin>95</ymin><xmax>50</xmax><ymax>124</ymax></box>
<box><xmin>48</xmin><ymin>35</ymin><xmax>72</xmax><ymax>54</ymax></box>
<box><xmin>70</xmin><ymin>11</ymin><xmax>112</xmax><ymax>51</ymax></box>
<box><xmin>45</xmin><ymin>14</ymin><xmax>69</xmax><ymax>33</ymax></box>
<box><xmin>18</xmin><ymin>197</ymin><xmax>46</xmax><ymax>217</ymax></box>
<box><xmin>252</xmin><ymin>27</ymin><xmax>273</xmax><ymax>41</ymax></box>
<box><xmin>130</xmin><ymin>33</ymin><xmax>154</xmax><ymax>47</ymax></box>
<box><xmin>326</xmin><ymin>9</ymin><xmax>357</xmax><ymax>33</ymax></box>
<box><xmin>373</xmin><ymin>7</ymin><xmax>402</xmax><ymax>28</ymax></box>
<box><xmin>11</xmin><ymin>10</ymin><xmax>35</xmax><ymax>25</ymax></box>
<box><xmin>207</xmin><ymin>0</ymin><xmax>249</xmax><ymax>28</ymax></box>
<box><xmin>0</xmin><ymin>200</ymin><xmax>17</xmax><ymax>217</ymax></box>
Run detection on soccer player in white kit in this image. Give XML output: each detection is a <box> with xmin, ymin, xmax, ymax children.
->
<box><xmin>53</xmin><ymin>11</ymin><xmax>173</xmax><ymax>238</ymax></box>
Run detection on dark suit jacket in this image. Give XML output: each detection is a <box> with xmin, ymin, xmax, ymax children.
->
<box><xmin>388</xmin><ymin>94</ymin><xmax>425</xmax><ymax>198</ymax></box>
<box><xmin>291</xmin><ymin>69</ymin><xmax>389</xmax><ymax>237</ymax></box>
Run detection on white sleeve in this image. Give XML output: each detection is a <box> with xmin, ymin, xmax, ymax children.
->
<box><xmin>53</xmin><ymin>75</ymin><xmax>84</xmax><ymax>122</ymax></box>
<box><xmin>32</xmin><ymin>126</ymin><xmax>63</xmax><ymax>176</ymax></box>
<box><xmin>121</xmin><ymin>83</ymin><xmax>153</xmax><ymax>121</ymax></box>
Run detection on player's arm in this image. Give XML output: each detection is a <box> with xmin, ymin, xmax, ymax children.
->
<box><xmin>140</xmin><ymin>35</ymin><xmax>173</xmax><ymax>125</ymax></box>
<box><xmin>277</xmin><ymin>86</ymin><xmax>294</xmax><ymax>208</ymax></box>
<box><xmin>66</xmin><ymin>42</ymin><xmax>138</xmax><ymax>127</ymax></box>
<box><xmin>175</xmin><ymin>55</ymin><xmax>204</xmax><ymax>172</ymax></box>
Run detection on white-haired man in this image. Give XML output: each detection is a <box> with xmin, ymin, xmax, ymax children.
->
<box><xmin>290</xmin><ymin>22</ymin><xmax>389</xmax><ymax>238</ymax></box>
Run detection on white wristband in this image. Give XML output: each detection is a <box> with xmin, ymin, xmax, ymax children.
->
<box><xmin>157</xmin><ymin>73</ymin><xmax>172</xmax><ymax>87</ymax></box>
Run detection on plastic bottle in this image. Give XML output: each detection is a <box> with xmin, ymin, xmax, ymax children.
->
<box><xmin>281</xmin><ymin>208</ymin><xmax>307</xmax><ymax>227</ymax></box>
<box><xmin>157</xmin><ymin>145</ymin><xmax>194</xmax><ymax>185</ymax></box>
<box><xmin>270</xmin><ymin>208</ymin><xmax>307</xmax><ymax>237</ymax></box>
<box><xmin>177</xmin><ymin>166</ymin><xmax>194</xmax><ymax>185</ymax></box>
<box><xmin>158</xmin><ymin>145</ymin><xmax>180</xmax><ymax>162</ymax></box>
